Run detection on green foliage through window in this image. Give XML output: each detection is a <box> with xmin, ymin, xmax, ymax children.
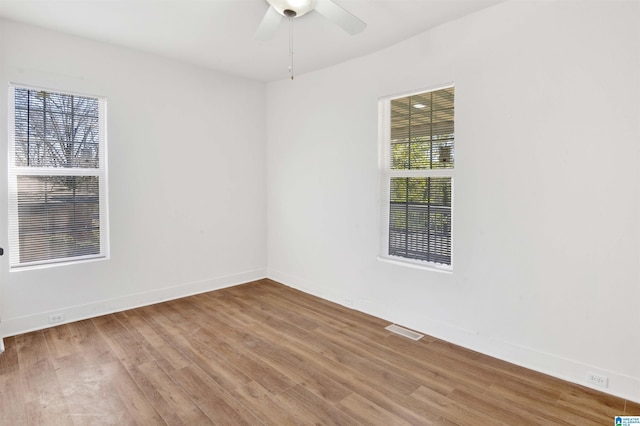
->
<box><xmin>390</xmin><ymin>87</ymin><xmax>454</xmax><ymax>170</ymax></box>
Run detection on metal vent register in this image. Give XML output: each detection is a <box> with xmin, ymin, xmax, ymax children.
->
<box><xmin>385</xmin><ymin>324</ymin><xmax>424</xmax><ymax>341</ymax></box>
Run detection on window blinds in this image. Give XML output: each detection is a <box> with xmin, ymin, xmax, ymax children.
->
<box><xmin>8</xmin><ymin>85</ymin><xmax>108</xmax><ymax>268</ymax></box>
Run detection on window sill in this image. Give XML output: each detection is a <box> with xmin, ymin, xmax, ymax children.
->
<box><xmin>10</xmin><ymin>254</ymin><xmax>108</xmax><ymax>272</ymax></box>
<box><xmin>377</xmin><ymin>256</ymin><xmax>453</xmax><ymax>274</ymax></box>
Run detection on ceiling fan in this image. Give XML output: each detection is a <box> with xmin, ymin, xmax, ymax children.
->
<box><xmin>256</xmin><ymin>0</ymin><xmax>367</xmax><ymax>41</ymax></box>
<box><xmin>255</xmin><ymin>0</ymin><xmax>367</xmax><ymax>79</ymax></box>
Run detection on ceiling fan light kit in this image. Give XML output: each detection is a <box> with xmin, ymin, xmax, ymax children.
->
<box><xmin>256</xmin><ymin>0</ymin><xmax>366</xmax><ymax>80</ymax></box>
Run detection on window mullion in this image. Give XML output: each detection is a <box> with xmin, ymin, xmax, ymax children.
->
<box><xmin>11</xmin><ymin>167</ymin><xmax>100</xmax><ymax>176</ymax></box>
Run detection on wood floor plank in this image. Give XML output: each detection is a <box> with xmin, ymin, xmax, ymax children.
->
<box><xmin>309</xmin><ymin>326</ymin><xmax>423</xmax><ymax>396</ymax></box>
<box><xmin>17</xmin><ymin>333</ymin><xmax>73</xmax><ymax>425</ymax></box>
<box><xmin>244</xmin><ymin>336</ymin><xmax>353</xmax><ymax>404</ymax></box>
<box><xmin>212</xmin><ymin>316</ymin><xmax>351</xmax><ymax>404</ymax></box>
<box><xmin>43</xmin><ymin>323</ymin><xmax>82</xmax><ymax>361</ymax></box>
<box><xmin>230</xmin><ymin>381</ymin><xmax>302</xmax><ymax>425</ymax></box>
<box><xmin>91</xmin><ymin>314</ymin><xmax>155</xmax><ymax>370</ymax></box>
<box><xmin>0</xmin><ymin>336</ymin><xmax>20</xmax><ymax>376</ymax></box>
<box><xmin>56</xmin><ymin>359</ymin><xmax>129</xmax><ymax>425</ymax></box>
<box><xmin>129</xmin><ymin>360</ymin><xmax>213</xmax><ymax>425</ymax></box>
<box><xmin>135</xmin><ymin>303</ymin><xmax>254</xmax><ymax>392</ymax></box>
<box><xmin>338</xmin><ymin>392</ymin><xmax>414</xmax><ymax>425</ymax></box>
<box><xmin>556</xmin><ymin>386</ymin><xmax>625</xmax><ymax>424</ymax></box>
<box><xmin>487</xmin><ymin>371</ymin><xmax>562</xmax><ymax>406</ymax></box>
<box><xmin>221</xmin><ymin>285</ymin><xmax>322</xmax><ymax>332</ymax></box>
<box><xmin>108</xmin><ymin>360</ymin><xmax>167</xmax><ymax>425</ymax></box>
<box><xmin>23</xmin><ymin>399</ymin><xmax>73</xmax><ymax>426</ymax></box>
<box><xmin>160</xmin><ymin>301</ymin><xmax>297</xmax><ymax>396</ymax></box>
<box><xmin>16</xmin><ymin>331</ymin><xmax>50</xmax><ymax>368</ymax></box>
<box><xmin>67</xmin><ymin>319</ymin><xmax>119</xmax><ymax>368</ymax></box>
<box><xmin>447</xmin><ymin>387</ymin><xmax>557</xmax><ymax>425</ymax></box>
<box><xmin>626</xmin><ymin>399</ymin><xmax>640</xmax><ymax>414</ymax></box>
<box><xmin>192</xmin><ymin>327</ymin><xmax>296</xmax><ymax>395</ymax></box>
<box><xmin>170</xmin><ymin>364</ymin><xmax>263</xmax><ymax>426</ymax></box>
<box><xmin>274</xmin><ymin>384</ymin><xmax>361</xmax><ymax>425</ymax></box>
<box><xmin>113</xmin><ymin>310</ymin><xmax>191</xmax><ymax>373</ymax></box>
<box><xmin>0</xmin><ymin>370</ymin><xmax>28</xmax><ymax>425</ymax></box>
<box><xmin>411</xmin><ymin>385</ymin><xmax>512</xmax><ymax>426</ymax></box>
<box><xmin>1</xmin><ymin>278</ymin><xmax>634</xmax><ymax>425</ymax></box>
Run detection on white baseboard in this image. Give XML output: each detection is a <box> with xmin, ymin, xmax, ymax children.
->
<box><xmin>1</xmin><ymin>268</ymin><xmax>266</xmax><ymax>338</ymax></box>
<box><xmin>267</xmin><ymin>268</ymin><xmax>640</xmax><ymax>404</ymax></box>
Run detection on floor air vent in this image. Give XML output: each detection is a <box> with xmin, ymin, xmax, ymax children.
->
<box><xmin>385</xmin><ymin>324</ymin><xmax>424</xmax><ymax>341</ymax></box>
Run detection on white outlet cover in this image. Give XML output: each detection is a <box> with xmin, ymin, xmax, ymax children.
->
<box><xmin>586</xmin><ymin>372</ymin><xmax>608</xmax><ymax>388</ymax></box>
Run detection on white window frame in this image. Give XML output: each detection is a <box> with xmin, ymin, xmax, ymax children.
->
<box><xmin>378</xmin><ymin>83</ymin><xmax>454</xmax><ymax>272</ymax></box>
<box><xmin>7</xmin><ymin>83</ymin><xmax>109</xmax><ymax>270</ymax></box>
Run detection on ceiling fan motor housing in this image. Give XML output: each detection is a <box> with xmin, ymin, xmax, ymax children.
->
<box><xmin>267</xmin><ymin>0</ymin><xmax>317</xmax><ymax>18</ymax></box>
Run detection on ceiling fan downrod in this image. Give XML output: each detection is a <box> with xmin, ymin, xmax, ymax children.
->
<box><xmin>287</xmin><ymin>10</ymin><xmax>295</xmax><ymax>80</ymax></box>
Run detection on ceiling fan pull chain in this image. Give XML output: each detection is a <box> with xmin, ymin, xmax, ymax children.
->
<box><xmin>288</xmin><ymin>15</ymin><xmax>294</xmax><ymax>80</ymax></box>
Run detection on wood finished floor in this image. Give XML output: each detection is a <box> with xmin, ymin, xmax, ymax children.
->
<box><xmin>0</xmin><ymin>279</ymin><xmax>638</xmax><ymax>425</ymax></box>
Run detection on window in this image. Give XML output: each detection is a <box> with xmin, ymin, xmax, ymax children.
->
<box><xmin>8</xmin><ymin>85</ymin><xmax>109</xmax><ymax>269</ymax></box>
<box><xmin>379</xmin><ymin>85</ymin><xmax>454</xmax><ymax>269</ymax></box>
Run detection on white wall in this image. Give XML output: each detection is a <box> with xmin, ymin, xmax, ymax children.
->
<box><xmin>266</xmin><ymin>0</ymin><xmax>640</xmax><ymax>402</ymax></box>
<box><xmin>0</xmin><ymin>20</ymin><xmax>267</xmax><ymax>335</ymax></box>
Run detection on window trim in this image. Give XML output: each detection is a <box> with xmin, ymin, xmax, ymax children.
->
<box><xmin>378</xmin><ymin>83</ymin><xmax>454</xmax><ymax>272</ymax></box>
<box><xmin>7</xmin><ymin>83</ymin><xmax>110</xmax><ymax>270</ymax></box>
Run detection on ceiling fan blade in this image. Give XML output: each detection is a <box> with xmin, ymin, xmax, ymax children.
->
<box><xmin>255</xmin><ymin>5</ymin><xmax>283</xmax><ymax>41</ymax></box>
<box><xmin>314</xmin><ymin>0</ymin><xmax>366</xmax><ymax>35</ymax></box>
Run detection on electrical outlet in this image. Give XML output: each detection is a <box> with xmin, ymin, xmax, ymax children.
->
<box><xmin>586</xmin><ymin>372</ymin><xmax>608</xmax><ymax>388</ymax></box>
<box><xmin>48</xmin><ymin>313</ymin><xmax>64</xmax><ymax>324</ymax></box>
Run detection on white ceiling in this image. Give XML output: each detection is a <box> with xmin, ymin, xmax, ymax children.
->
<box><xmin>0</xmin><ymin>0</ymin><xmax>502</xmax><ymax>82</ymax></box>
